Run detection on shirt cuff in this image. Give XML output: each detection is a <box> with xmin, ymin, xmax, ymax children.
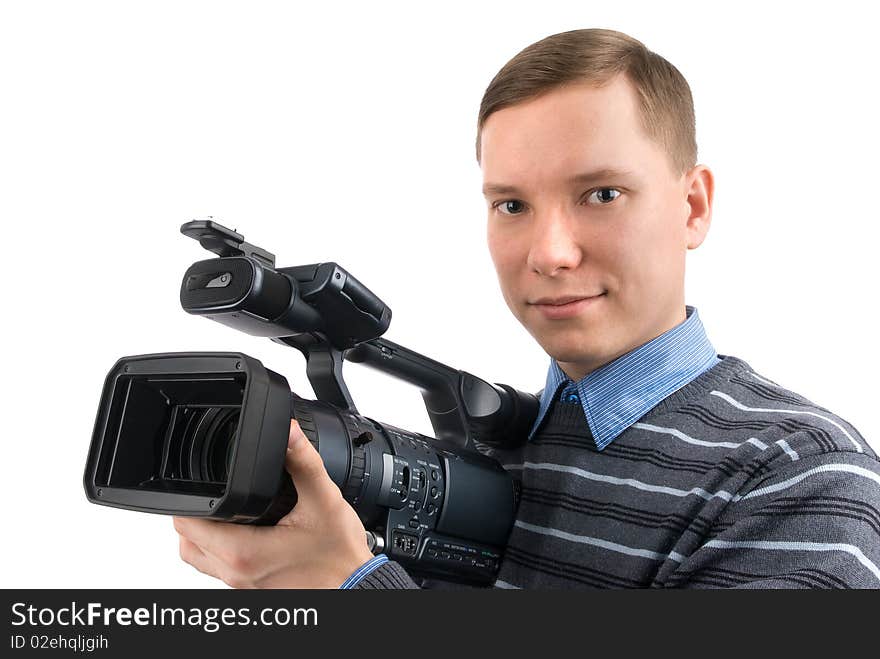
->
<box><xmin>339</xmin><ymin>554</ymin><xmax>388</xmax><ymax>589</ymax></box>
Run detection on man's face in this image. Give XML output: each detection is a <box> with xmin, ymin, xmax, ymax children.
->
<box><xmin>481</xmin><ymin>75</ymin><xmax>712</xmax><ymax>381</ymax></box>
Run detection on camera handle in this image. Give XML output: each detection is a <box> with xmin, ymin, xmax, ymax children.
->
<box><xmin>345</xmin><ymin>338</ymin><xmax>537</xmax><ymax>450</ymax></box>
<box><xmin>275</xmin><ymin>333</ymin><xmax>536</xmax><ymax>450</ymax></box>
<box><xmin>275</xmin><ymin>333</ymin><xmax>359</xmax><ymax>414</ymax></box>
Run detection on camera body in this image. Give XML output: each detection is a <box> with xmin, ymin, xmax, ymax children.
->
<box><xmin>83</xmin><ymin>220</ymin><xmax>538</xmax><ymax>584</ymax></box>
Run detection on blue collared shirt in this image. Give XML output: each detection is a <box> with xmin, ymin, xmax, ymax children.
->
<box><xmin>339</xmin><ymin>554</ymin><xmax>388</xmax><ymax>589</ymax></box>
<box><xmin>528</xmin><ymin>305</ymin><xmax>720</xmax><ymax>450</ymax></box>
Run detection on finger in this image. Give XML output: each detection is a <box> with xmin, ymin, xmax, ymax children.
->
<box><xmin>178</xmin><ymin>536</ymin><xmax>222</xmax><ymax>580</ymax></box>
<box><xmin>173</xmin><ymin>516</ymin><xmax>256</xmax><ymax>561</ymax></box>
<box><xmin>285</xmin><ymin>418</ymin><xmax>340</xmax><ymax>506</ymax></box>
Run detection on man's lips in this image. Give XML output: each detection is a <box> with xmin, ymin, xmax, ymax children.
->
<box><xmin>530</xmin><ymin>293</ymin><xmax>606</xmax><ymax>319</ymax></box>
<box><xmin>529</xmin><ymin>292</ymin><xmax>606</xmax><ymax>306</ymax></box>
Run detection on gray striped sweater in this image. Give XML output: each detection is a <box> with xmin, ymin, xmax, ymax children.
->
<box><xmin>356</xmin><ymin>355</ymin><xmax>880</xmax><ymax>588</ymax></box>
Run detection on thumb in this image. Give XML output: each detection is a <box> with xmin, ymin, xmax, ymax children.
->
<box><xmin>284</xmin><ymin>418</ymin><xmax>339</xmax><ymax>507</ymax></box>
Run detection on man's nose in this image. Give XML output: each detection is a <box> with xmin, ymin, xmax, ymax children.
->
<box><xmin>526</xmin><ymin>208</ymin><xmax>583</xmax><ymax>276</ymax></box>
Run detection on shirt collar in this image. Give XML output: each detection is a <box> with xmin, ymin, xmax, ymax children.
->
<box><xmin>527</xmin><ymin>305</ymin><xmax>720</xmax><ymax>450</ymax></box>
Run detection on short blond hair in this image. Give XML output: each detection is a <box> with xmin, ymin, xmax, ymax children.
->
<box><xmin>476</xmin><ymin>28</ymin><xmax>697</xmax><ymax>176</ymax></box>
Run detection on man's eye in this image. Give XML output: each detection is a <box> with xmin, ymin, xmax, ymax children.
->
<box><xmin>494</xmin><ymin>200</ymin><xmax>526</xmax><ymax>215</ymax></box>
<box><xmin>586</xmin><ymin>188</ymin><xmax>622</xmax><ymax>205</ymax></box>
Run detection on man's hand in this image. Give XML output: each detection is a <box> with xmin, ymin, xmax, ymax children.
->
<box><xmin>173</xmin><ymin>419</ymin><xmax>374</xmax><ymax>588</ymax></box>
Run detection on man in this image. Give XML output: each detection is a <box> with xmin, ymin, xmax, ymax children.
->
<box><xmin>174</xmin><ymin>28</ymin><xmax>879</xmax><ymax>588</ymax></box>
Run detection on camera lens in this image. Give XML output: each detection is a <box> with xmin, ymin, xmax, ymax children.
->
<box><xmin>176</xmin><ymin>406</ymin><xmax>239</xmax><ymax>483</ymax></box>
<box><xmin>203</xmin><ymin>408</ymin><xmax>238</xmax><ymax>483</ymax></box>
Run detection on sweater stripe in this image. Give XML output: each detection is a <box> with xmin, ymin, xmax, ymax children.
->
<box><xmin>730</xmin><ymin>375</ymin><xmax>814</xmax><ymax>406</ymax></box>
<box><xmin>672</xmin><ymin>566</ymin><xmax>846</xmax><ymax>589</ymax></box>
<box><xmin>710</xmin><ymin>391</ymin><xmax>863</xmax><ymax>453</ymax></box>
<box><xmin>519</xmin><ymin>461</ymin><xmax>738</xmax><ymax>501</ymax></box>
<box><xmin>519</xmin><ymin>486</ymin><xmax>709</xmax><ymax>531</ymax></box>
<box><xmin>632</xmin><ymin>421</ymin><xmax>744</xmax><ymax>449</ymax></box>
<box><xmin>736</xmin><ymin>464</ymin><xmax>880</xmax><ymax>501</ymax></box>
<box><xmin>536</xmin><ymin>439</ymin><xmax>727</xmax><ymax>475</ymax></box>
<box><xmin>698</xmin><ymin>540</ymin><xmax>880</xmax><ymax>584</ymax></box>
<box><xmin>513</xmin><ymin>520</ymin><xmax>670</xmax><ymax>561</ymax></box>
<box><xmin>775</xmin><ymin>439</ymin><xmax>800</xmax><ymax>461</ymax></box>
<box><xmin>748</xmin><ymin>372</ymin><xmax>781</xmax><ymax>387</ymax></box>
<box><xmin>677</xmin><ymin>407</ymin><xmax>840</xmax><ymax>454</ymax></box>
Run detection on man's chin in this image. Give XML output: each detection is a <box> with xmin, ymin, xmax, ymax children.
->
<box><xmin>537</xmin><ymin>337</ymin><xmax>608</xmax><ymax>367</ymax></box>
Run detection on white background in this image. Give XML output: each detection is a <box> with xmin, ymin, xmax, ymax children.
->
<box><xmin>1</xmin><ymin>1</ymin><xmax>877</xmax><ymax>588</ymax></box>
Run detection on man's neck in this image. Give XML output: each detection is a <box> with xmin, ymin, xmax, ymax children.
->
<box><xmin>558</xmin><ymin>305</ymin><xmax>688</xmax><ymax>382</ymax></box>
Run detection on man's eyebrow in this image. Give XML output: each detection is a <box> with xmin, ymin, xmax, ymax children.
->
<box><xmin>482</xmin><ymin>168</ymin><xmax>635</xmax><ymax>197</ymax></box>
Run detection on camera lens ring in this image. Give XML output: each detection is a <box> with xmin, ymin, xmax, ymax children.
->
<box><xmin>202</xmin><ymin>408</ymin><xmax>239</xmax><ymax>483</ymax></box>
<box><xmin>174</xmin><ymin>407</ymin><xmax>205</xmax><ymax>480</ymax></box>
<box><xmin>175</xmin><ymin>407</ymin><xmax>239</xmax><ymax>483</ymax></box>
<box><xmin>186</xmin><ymin>407</ymin><xmax>221</xmax><ymax>481</ymax></box>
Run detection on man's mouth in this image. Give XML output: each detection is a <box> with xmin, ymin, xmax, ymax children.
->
<box><xmin>530</xmin><ymin>292</ymin><xmax>605</xmax><ymax>306</ymax></box>
<box><xmin>530</xmin><ymin>293</ymin><xmax>606</xmax><ymax>319</ymax></box>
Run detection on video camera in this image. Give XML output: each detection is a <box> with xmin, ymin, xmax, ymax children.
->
<box><xmin>83</xmin><ymin>220</ymin><xmax>538</xmax><ymax>585</ymax></box>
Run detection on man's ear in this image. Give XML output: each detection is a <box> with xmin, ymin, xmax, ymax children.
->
<box><xmin>683</xmin><ymin>164</ymin><xmax>714</xmax><ymax>250</ymax></box>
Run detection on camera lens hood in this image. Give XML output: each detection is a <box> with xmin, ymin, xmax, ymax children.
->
<box><xmin>83</xmin><ymin>352</ymin><xmax>292</xmax><ymax>521</ymax></box>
